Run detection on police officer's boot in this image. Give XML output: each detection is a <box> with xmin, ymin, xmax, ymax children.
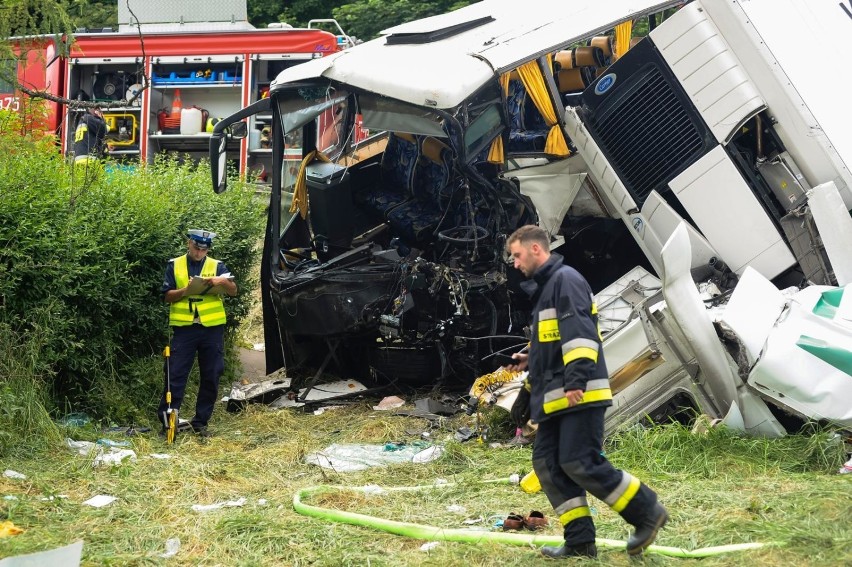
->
<box><xmin>540</xmin><ymin>542</ymin><xmax>597</xmax><ymax>559</ymax></box>
<box><xmin>626</xmin><ymin>502</ymin><xmax>668</xmax><ymax>556</ymax></box>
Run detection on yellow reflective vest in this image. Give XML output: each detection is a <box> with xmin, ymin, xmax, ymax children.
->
<box><xmin>169</xmin><ymin>255</ymin><xmax>227</xmax><ymax>327</ymax></box>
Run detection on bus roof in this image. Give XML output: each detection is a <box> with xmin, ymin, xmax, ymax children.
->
<box><xmin>271</xmin><ymin>0</ymin><xmax>681</xmax><ymax>109</ymax></box>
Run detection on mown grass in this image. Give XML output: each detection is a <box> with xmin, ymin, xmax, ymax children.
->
<box><xmin>1</xmin><ymin>399</ymin><xmax>850</xmax><ymax>566</ymax></box>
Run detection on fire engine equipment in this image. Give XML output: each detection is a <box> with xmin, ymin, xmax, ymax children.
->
<box><xmin>180</xmin><ymin>107</ymin><xmax>202</xmax><ymax>135</ymax></box>
<box><xmin>103</xmin><ymin>112</ymin><xmax>138</xmax><ymax>147</ymax></box>
<box><xmin>93</xmin><ymin>72</ymin><xmax>125</xmax><ymax>100</ymax></box>
<box><xmin>206</xmin><ymin>117</ymin><xmax>221</xmax><ymax>133</ymax></box>
<box><xmin>170</xmin><ymin>88</ymin><xmax>182</xmax><ymax>120</ymax></box>
<box><xmin>125</xmin><ymin>83</ymin><xmax>143</xmax><ymax>106</ymax></box>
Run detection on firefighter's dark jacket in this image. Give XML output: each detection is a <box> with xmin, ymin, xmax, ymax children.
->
<box><xmin>521</xmin><ymin>253</ymin><xmax>612</xmax><ymax>423</ymax></box>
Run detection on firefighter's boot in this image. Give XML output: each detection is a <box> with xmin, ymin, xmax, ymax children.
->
<box><xmin>540</xmin><ymin>542</ymin><xmax>597</xmax><ymax>559</ymax></box>
<box><xmin>626</xmin><ymin>502</ymin><xmax>668</xmax><ymax>556</ymax></box>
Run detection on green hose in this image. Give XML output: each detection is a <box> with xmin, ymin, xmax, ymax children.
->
<box><xmin>292</xmin><ymin>480</ymin><xmax>777</xmax><ymax>558</ymax></box>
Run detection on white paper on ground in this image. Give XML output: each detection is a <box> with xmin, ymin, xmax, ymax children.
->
<box><xmin>82</xmin><ymin>495</ymin><xmax>116</xmax><ymax>508</ymax></box>
<box><xmin>3</xmin><ymin>470</ymin><xmax>26</xmax><ymax>480</ymax></box>
<box><xmin>191</xmin><ymin>497</ymin><xmax>247</xmax><ymax>512</ymax></box>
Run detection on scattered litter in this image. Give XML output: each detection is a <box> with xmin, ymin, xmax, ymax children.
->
<box><xmin>509</xmin><ymin>473</ymin><xmax>520</xmax><ymax>485</ymax></box>
<box><xmin>463</xmin><ymin>516</ymin><xmax>484</xmax><ymax>525</ymax></box>
<box><xmin>0</xmin><ymin>540</ymin><xmax>82</xmax><ymax>566</ymax></box>
<box><xmin>420</xmin><ymin>541</ymin><xmax>440</xmax><ymax>552</ymax></box>
<box><xmin>373</xmin><ymin>396</ymin><xmax>405</xmax><ymax>411</ymax></box>
<box><xmin>305</xmin><ymin>443</ymin><xmax>437</xmax><ymax>472</ymax></box>
<box><xmin>96</xmin><ymin>438</ymin><xmax>130</xmax><ymax>448</ymax></box>
<box><xmin>83</xmin><ymin>495</ymin><xmax>116</xmax><ymax>508</ymax></box>
<box><xmin>226</xmin><ymin>377</ymin><xmax>292</xmax><ymax>412</ymax></box>
<box><xmin>454</xmin><ymin>427</ymin><xmax>476</xmax><ymax>442</ymax></box>
<box><xmin>0</xmin><ymin>521</ymin><xmax>23</xmax><ymax>538</ymax></box>
<box><xmin>840</xmin><ymin>457</ymin><xmax>852</xmax><ymax>475</ymax></box>
<box><xmin>414</xmin><ymin>398</ymin><xmax>459</xmax><ymax>416</ymax></box>
<box><xmin>57</xmin><ymin>413</ymin><xmax>91</xmax><ymax>427</ymax></box>
<box><xmin>65</xmin><ymin>438</ymin><xmax>98</xmax><ymax>456</ymax></box>
<box><xmin>412</xmin><ymin>445</ymin><xmax>444</xmax><ymax>464</ymax></box>
<box><xmin>3</xmin><ymin>470</ymin><xmax>26</xmax><ymax>480</ymax></box>
<box><xmin>160</xmin><ymin>537</ymin><xmax>180</xmax><ymax>558</ymax></box>
<box><xmin>93</xmin><ymin>449</ymin><xmax>137</xmax><ymax>467</ymax></box>
<box><xmin>257</xmin><ymin>499</ymin><xmax>268</xmax><ymax>506</ymax></box>
<box><xmin>149</xmin><ymin>453</ymin><xmax>171</xmax><ymax>460</ymax></box>
<box><xmin>362</xmin><ymin>484</ymin><xmax>386</xmax><ymax>496</ymax></box>
<box><xmin>39</xmin><ymin>495</ymin><xmax>69</xmax><ymax>501</ymax></box>
<box><xmin>302</xmin><ymin>380</ymin><xmax>367</xmax><ymax>402</ymax></box>
<box><xmin>3</xmin><ymin>496</ymin><xmax>18</xmax><ymax>501</ymax></box>
<box><xmin>313</xmin><ymin>405</ymin><xmax>344</xmax><ymax>416</ymax></box>
<box><xmin>191</xmin><ymin>497</ymin><xmax>247</xmax><ymax>512</ymax></box>
<box><xmin>446</xmin><ymin>504</ymin><xmax>466</xmax><ymax>514</ymax></box>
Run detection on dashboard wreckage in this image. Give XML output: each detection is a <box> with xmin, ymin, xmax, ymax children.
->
<box><xmin>211</xmin><ymin>0</ymin><xmax>852</xmax><ymax>436</ymax></box>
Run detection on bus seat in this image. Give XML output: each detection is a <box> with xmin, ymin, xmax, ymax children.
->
<box><xmin>353</xmin><ymin>131</ymin><xmax>419</xmax><ymax>218</ymax></box>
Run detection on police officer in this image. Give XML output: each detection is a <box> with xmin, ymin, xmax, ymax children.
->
<box><xmin>72</xmin><ymin>105</ymin><xmax>109</xmax><ymax>165</ymax></box>
<box><xmin>158</xmin><ymin>229</ymin><xmax>237</xmax><ymax>437</ymax></box>
<box><xmin>506</xmin><ymin>225</ymin><xmax>668</xmax><ymax>559</ymax></box>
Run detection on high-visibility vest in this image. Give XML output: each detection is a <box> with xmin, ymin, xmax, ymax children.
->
<box><xmin>169</xmin><ymin>255</ymin><xmax>226</xmax><ymax>327</ymax></box>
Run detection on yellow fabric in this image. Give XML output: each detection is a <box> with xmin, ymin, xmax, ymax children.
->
<box><xmin>169</xmin><ymin>255</ymin><xmax>226</xmax><ymax>327</ymax></box>
<box><xmin>290</xmin><ymin>150</ymin><xmax>331</xmax><ymax>219</ymax></box>
<box><xmin>516</xmin><ymin>57</ymin><xmax>569</xmax><ymax>157</ymax></box>
<box><xmin>487</xmin><ymin>72</ymin><xmax>511</xmax><ymax>164</ymax></box>
<box><xmin>563</xmin><ymin>346</ymin><xmax>599</xmax><ymax>365</ymax></box>
<box><xmin>559</xmin><ymin>506</ymin><xmax>592</xmax><ymax>526</ymax></box>
<box><xmin>538</xmin><ymin>319</ymin><xmax>561</xmax><ymax>342</ymax></box>
<box><xmin>611</xmin><ymin>474</ymin><xmax>641</xmax><ymax>513</ymax></box>
<box><xmin>614</xmin><ymin>21</ymin><xmax>634</xmax><ymax>60</ymax></box>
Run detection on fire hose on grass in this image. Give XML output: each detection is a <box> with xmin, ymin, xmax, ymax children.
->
<box><xmin>292</xmin><ymin>479</ymin><xmax>777</xmax><ymax>558</ymax></box>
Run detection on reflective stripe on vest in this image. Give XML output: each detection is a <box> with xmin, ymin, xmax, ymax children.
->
<box><xmin>542</xmin><ymin>378</ymin><xmax>613</xmax><ymax>414</ymax></box>
<box><xmin>169</xmin><ymin>255</ymin><xmax>226</xmax><ymax>327</ymax></box>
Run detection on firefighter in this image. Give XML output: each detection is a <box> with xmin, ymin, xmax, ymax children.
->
<box><xmin>157</xmin><ymin>229</ymin><xmax>237</xmax><ymax>438</ymax></box>
<box><xmin>72</xmin><ymin>105</ymin><xmax>109</xmax><ymax>166</ymax></box>
<box><xmin>506</xmin><ymin>225</ymin><xmax>668</xmax><ymax>559</ymax></box>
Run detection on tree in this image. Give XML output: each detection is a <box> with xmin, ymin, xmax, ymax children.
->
<box><xmin>333</xmin><ymin>0</ymin><xmax>473</xmax><ymax>42</ymax></box>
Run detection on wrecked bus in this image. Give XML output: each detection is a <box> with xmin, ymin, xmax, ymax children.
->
<box><xmin>210</xmin><ymin>0</ymin><xmax>852</xmax><ymax>436</ymax></box>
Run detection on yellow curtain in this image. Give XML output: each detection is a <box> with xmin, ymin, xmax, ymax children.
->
<box><xmin>516</xmin><ymin>57</ymin><xmax>569</xmax><ymax>157</ymax></box>
<box><xmin>614</xmin><ymin>21</ymin><xmax>634</xmax><ymax>60</ymax></box>
<box><xmin>487</xmin><ymin>72</ymin><xmax>511</xmax><ymax>164</ymax></box>
<box><xmin>289</xmin><ymin>150</ymin><xmax>331</xmax><ymax>219</ymax></box>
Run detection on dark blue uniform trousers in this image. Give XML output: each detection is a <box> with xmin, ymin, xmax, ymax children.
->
<box><xmin>158</xmin><ymin>324</ymin><xmax>225</xmax><ymax>429</ymax></box>
<box><xmin>533</xmin><ymin>407</ymin><xmax>658</xmax><ymax>546</ymax></box>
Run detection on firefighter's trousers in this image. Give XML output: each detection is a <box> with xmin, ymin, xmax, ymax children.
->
<box><xmin>533</xmin><ymin>406</ymin><xmax>659</xmax><ymax>546</ymax></box>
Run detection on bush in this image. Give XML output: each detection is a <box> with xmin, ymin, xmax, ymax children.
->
<box><xmin>0</xmin><ymin>109</ymin><xmax>264</xmax><ymax>432</ymax></box>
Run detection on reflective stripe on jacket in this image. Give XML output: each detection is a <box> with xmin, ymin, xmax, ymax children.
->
<box><xmin>169</xmin><ymin>255</ymin><xmax>226</xmax><ymax>327</ymax></box>
<box><xmin>522</xmin><ymin>253</ymin><xmax>610</xmax><ymax>422</ymax></box>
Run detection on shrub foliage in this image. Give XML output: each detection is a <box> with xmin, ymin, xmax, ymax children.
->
<box><xmin>0</xmin><ymin>109</ymin><xmax>264</xmax><ymax>439</ymax></box>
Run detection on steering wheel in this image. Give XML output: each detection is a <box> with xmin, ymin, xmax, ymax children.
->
<box><xmin>437</xmin><ymin>225</ymin><xmax>490</xmax><ymax>245</ymax></box>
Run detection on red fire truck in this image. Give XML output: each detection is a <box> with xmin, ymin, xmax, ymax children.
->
<box><xmin>2</xmin><ymin>6</ymin><xmax>347</xmax><ymax>178</ymax></box>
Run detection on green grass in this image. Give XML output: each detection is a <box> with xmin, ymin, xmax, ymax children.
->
<box><xmin>1</xmin><ymin>403</ymin><xmax>850</xmax><ymax>566</ymax></box>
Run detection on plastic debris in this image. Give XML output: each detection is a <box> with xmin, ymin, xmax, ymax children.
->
<box><xmin>373</xmin><ymin>396</ymin><xmax>406</xmax><ymax>411</ymax></box>
<box><xmin>97</xmin><ymin>438</ymin><xmax>131</xmax><ymax>447</ymax></box>
<box><xmin>840</xmin><ymin>457</ymin><xmax>852</xmax><ymax>475</ymax></box>
<box><xmin>463</xmin><ymin>516</ymin><xmax>484</xmax><ymax>525</ymax></box>
<box><xmin>411</xmin><ymin>445</ymin><xmax>444</xmax><ymax>464</ymax></box>
<box><xmin>58</xmin><ymin>413</ymin><xmax>91</xmax><ymax>427</ymax></box>
<box><xmin>191</xmin><ymin>497</ymin><xmax>247</xmax><ymax>512</ymax></box>
<box><xmin>257</xmin><ymin>499</ymin><xmax>268</xmax><ymax>506</ymax></box>
<box><xmin>0</xmin><ymin>521</ymin><xmax>23</xmax><ymax>538</ymax></box>
<box><xmin>446</xmin><ymin>504</ymin><xmax>467</xmax><ymax>515</ymax></box>
<box><xmin>93</xmin><ymin>449</ymin><xmax>137</xmax><ymax>468</ymax></box>
<box><xmin>361</xmin><ymin>484</ymin><xmax>387</xmax><ymax>496</ymax></box>
<box><xmin>305</xmin><ymin>443</ymin><xmax>435</xmax><ymax>472</ymax></box>
<box><xmin>3</xmin><ymin>496</ymin><xmax>18</xmax><ymax>501</ymax></box>
<box><xmin>149</xmin><ymin>453</ymin><xmax>172</xmax><ymax>460</ymax></box>
<box><xmin>65</xmin><ymin>438</ymin><xmax>98</xmax><ymax>456</ymax></box>
<box><xmin>3</xmin><ymin>470</ymin><xmax>25</xmax><ymax>480</ymax></box>
<box><xmin>83</xmin><ymin>495</ymin><xmax>116</xmax><ymax>507</ymax></box>
<box><xmin>420</xmin><ymin>541</ymin><xmax>440</xmax><ymax>552</ymax></box>
<box><xmin>0</xmin><ymin>540</ymin><xmax>83</xmax><ymax>566</ymax></box>
<box><xmin>508</xmin><ymin>473</ymin><xmax>520</xmax><ymax>485</ymax></box>
<box><xmin>160</xmin><ymin>537</ymin><xmax>180</xmax><ymax>558</ymax></box>
<box><xmin>313</xmin><ymin>405</ymin><xmax>344</xmax><ymax>416</ymax></box>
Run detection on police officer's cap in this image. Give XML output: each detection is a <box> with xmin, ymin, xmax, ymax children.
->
<box><xmin>187</xmin><ymin>229</ymin><xmax>216</xmax><ymax>250</ymax></box>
